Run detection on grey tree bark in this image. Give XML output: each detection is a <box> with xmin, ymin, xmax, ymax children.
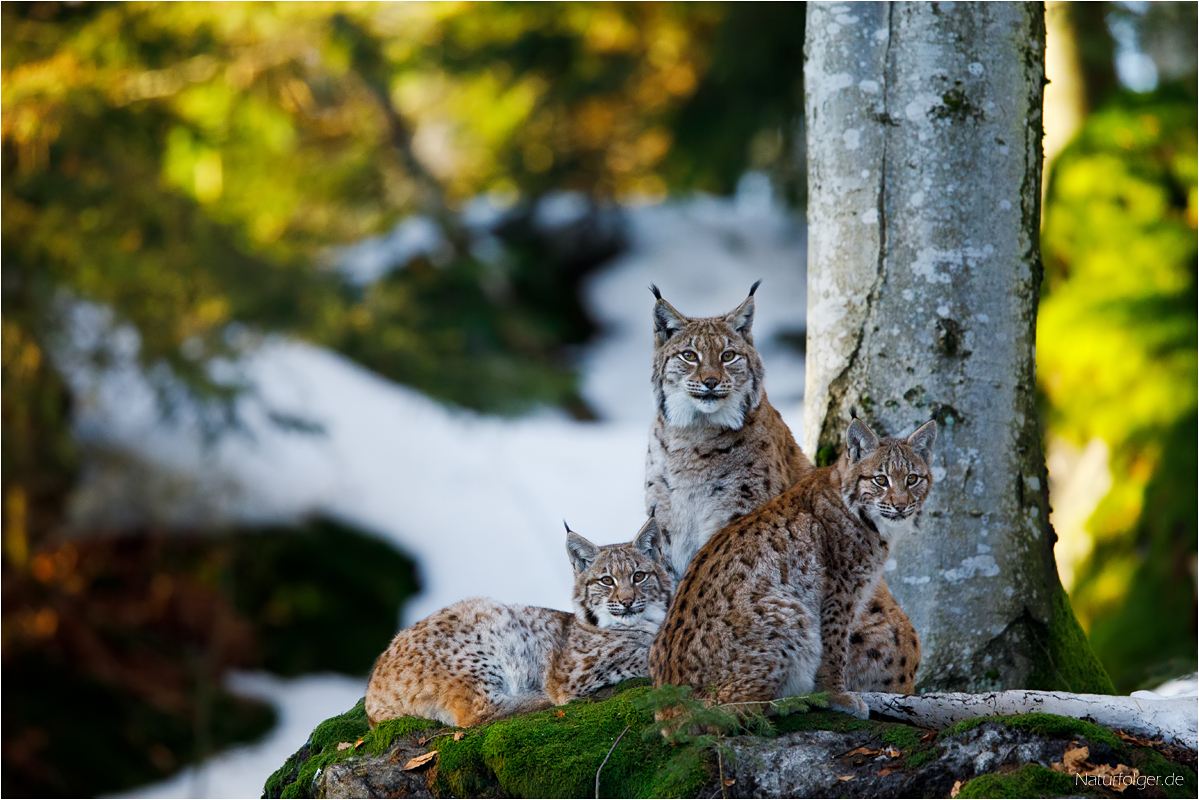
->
<box><xmin>803</xmin><ymin>2</ymin><xmax>1110</xmax><ymax>693</ymax></box>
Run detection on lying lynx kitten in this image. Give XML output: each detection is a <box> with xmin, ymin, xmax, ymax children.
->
<box><xmin>650</xmin><ymin>418</ymin><xmax>936</xmax><ymax>721</ymax></box>
<box><xmin>646</xmin><ymin>284</ymin><xmax>921</xmax><ymax>692</ymax></box>
<box><xmin>366</xmin><ymin>518</ymin><xmax>671</xmax><ymax>728</ymax></box>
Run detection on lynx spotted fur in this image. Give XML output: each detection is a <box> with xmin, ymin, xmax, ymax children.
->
<box><xmin>649</xmin><ymin>419</ymin><xmax>937</xmax><ymax>720</ymax></box>
<box><xmin>644</xmin><ymin>284</ymin><xmax>921</xmax><ymax>692</ymax></box>
<box><xmin>366</xmin><ymin>518</ymin><xmax>671</xmax><ymax>728</ymax></box>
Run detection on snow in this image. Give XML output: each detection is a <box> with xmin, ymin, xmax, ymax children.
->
<box><xmin>83</xmin><ymin>189</ymin><xmax>809</xmax><ymax>798</ymax></box>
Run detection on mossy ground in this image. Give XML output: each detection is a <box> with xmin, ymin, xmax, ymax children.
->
<box><xmin>939</xmin><ymin>712</ymin><xmax>1123</xmax><ymax>750</ymax></box>
<box><xmin>941</xmin><ymin>713</ymin><xmax>1197</xmax><ymax>800</ymax></box>
<box><xmin>265</xmin><ymin>696</ymin><xmax>1196</xmax><ymax>799</ymax></box>
<box><xmin>263</xmin><ymin>680</ymin><xmax>709</xmax><ymax>799</ymax></box>
<box><xmin>956</xmin><ymin>764</ymin><xmax>1076</xmax><ymax>799</ymax></box>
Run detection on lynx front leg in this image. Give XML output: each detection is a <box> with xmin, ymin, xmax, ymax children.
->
<box><xmin>817</xmin><ymin>583</ymin><xmax>869</xmax><ymax>719</ymax></box>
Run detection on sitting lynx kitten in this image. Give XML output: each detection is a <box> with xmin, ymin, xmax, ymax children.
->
<box><xmin>650</xmin><ymin>418</ymin><xmax>936</xmax><ymax>720</ymax></box>
<box><xmin>366</xmin><ymin>518</ymin><xmax>671</xmax><ymax>728</ymax></box>
<box><xmin>645</xmin><ymin>284</ymin><xmax>921</xmax><ymax>692</ymax></box>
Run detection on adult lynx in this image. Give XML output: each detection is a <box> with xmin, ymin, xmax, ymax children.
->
<box><xmin>650</xmin><ymin>419</ymin><xmax>936</xmax><ymax>720</ymax></box>
<box><xmin>645</xmin><ymin>284</ymin><xmax>921</xmax><ymax>691</ymax></box>
<box><xmin>366</xmin><ymin>519</ymin><xmax>671</xmax><ymax>727</ymax></box>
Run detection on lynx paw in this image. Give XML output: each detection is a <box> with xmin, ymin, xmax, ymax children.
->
<box><xmin>827</xmin><ymin>691</ymin><xmax>869</xmax><ymax>719</ymax></box>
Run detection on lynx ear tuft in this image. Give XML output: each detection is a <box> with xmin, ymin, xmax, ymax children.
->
<box><xmin>566</xmin><ymin>529</ymin><xmax>600</xmax><ymax>573</ymax></box>
<box><xmin>906</xmin><ymin>419</ymin><xmax>938</xmax><ymax>464</ymax></box>
<box><xmin>633</xmin><ymin>517</ymin><xmax>660</xmax><ymax>560</ymax></box>
<box><xmin>652</xmin><ymin>290</ymin><xmax>687</xmax><ymax>345</ymax></box>
<box><xmin>748</xmin><ymin>279</ymin><xmax>762</xmax><ymax>297</ymax></box>
<box><xmin>845</xmin><ymin>418</ymin><xmax>880</xmax><ymax>464</ymax></box>
<box><xmin>725</xmin><ymin>293</ymin><xmax>756</xmax><ymax>343</ymax></box>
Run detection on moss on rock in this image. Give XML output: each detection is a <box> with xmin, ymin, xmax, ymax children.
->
<box><xmin>939</xmin><ymin>712</ymin><xmax>1122</xmax><ymax>750</ymax></box>
<box><xmin>955</xmin><ymin>764</ymin><xmax>1075</xmax><ymax>798</ymax></box>
<box><xmin>263</xmin><ymin>681</ymin><xmax>708</xmax><ymax>799</ymax></box>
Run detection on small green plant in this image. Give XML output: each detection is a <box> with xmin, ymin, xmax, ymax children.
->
<box><xmin>632</xmin><ymin>685</ymin><xmax>829</xmax><ymax>795</ymax></box>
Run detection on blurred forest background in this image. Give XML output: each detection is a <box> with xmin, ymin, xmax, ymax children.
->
<box><xmin>2</xmin><ymin>2</ymin><xmax>1195</xmax><ymax>797</ymax></box>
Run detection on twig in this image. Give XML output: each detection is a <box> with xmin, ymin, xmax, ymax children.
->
<box><xmin>718</xmin><ymin>747</ymin><xmax>727</xmax><ymax>799</ymax></box>
<box><xmin>595</xmin><ymin>724</ymin><xmax>631</xmax><ymax>799</ymax></box>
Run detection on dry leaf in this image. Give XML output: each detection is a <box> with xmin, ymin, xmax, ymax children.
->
<box><xmin>920</xmin><ymin>730</ymin><xmax>937</xmax><ymax>743</ymax></box>
<box><xmin>877</xmin><ymin>767</ymin><xmax>898</xmax><ymax>776</ymax></box>
<box><xmin>1081</xmin><ymin>763</ymin><xmax>1140</xmax><ymax>793</ymax></box>
<box><xmin>554</xmin><ymin>709</ymin><xmax>566</xmax><ymax>717</ymax></box>
<box><xmin>453</xmin><ymin>731</ymin><xmax>465</xmax><ymax>741</ymax></box>
<box><xmin>336</xmin><ymin>742</ymin><xmax>353</xmax><ymax>751</ymax></box>
<box><xmin>882</xmin><ymin>746</ymin><xmax>903</xmax><ymax>758</ymax></box>
<box><xmin>354</xmin><ymin>737</ymin><xmax>365</xmax><ymax>749</ymax></box>
<box><xmin>723</xmin><ymin>779</ymin><xmax>735</xmax><ymax>786</ymax></box>
<box><xmin>1117</xmin><ymin>730</ymin><xmax>1162</xmax><ymax>748</ymax></box>
<box><xmin>402</xmin><ymin>750</ymin><xmax>439</xmax><ymax>771</ymax></box>
<box><xmin>836</xmin><ymin>775</ymin><xmax>855</xmax><ymax>781</ymax></box>
<box><xmin>949</xmin><ymin>779</ymin><xmax>962</xmax><ymax>798</ymax></box>
<box><xmin>845</xmin><ymin>746</ymin><xmax>880</xmax><ymax>757</ymax></box>
<box><xmin>1051</xmin><ymin>744</ymin><xmax>1090</xmax><ymax>774</ymax></box>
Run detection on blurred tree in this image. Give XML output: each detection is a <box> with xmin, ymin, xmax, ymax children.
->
<box><xmin>1039</xmin><ymin>85</ymin><xmax>1197</xmax><ymax>691</ymax></box>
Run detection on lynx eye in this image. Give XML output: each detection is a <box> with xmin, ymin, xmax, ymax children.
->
<box><xmin>632</xmin><ymin>571</ymin><xmax>646</xmax><ymax>583</ymax></box>
<box><xmin>872</xmin><ymin>475</ymin><xmax>888</xmax><ymax>487</ymax></box>
<box><xmin>720</xmin><ymin>351</ymin><xmax>736</xmax><ymax>363</ymax></box>
<box><xmin>906</xmin><ymin>474</ymin><xmax>922</xmax><ymax>486</ymax></box>
<box><xmin>600</xmin><ymin>576</ymin><xmax>615</xmax><ymax>586</ymax></box>
<box><xmin>680</xmin><ymin>351</ymin><xmax>698</xmax><ymax>362</ymax></box>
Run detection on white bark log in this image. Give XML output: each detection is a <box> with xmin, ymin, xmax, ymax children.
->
<box><xmin>861</xmin><ymin>691</ymin><xmax>1199</xmax><ymax>749</ymax></box>
<box><xmin>803</xmin><ymin>3</ymin><xmax>1093</xmax><ymax>691</ymax></box>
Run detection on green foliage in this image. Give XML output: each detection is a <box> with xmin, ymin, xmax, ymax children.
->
<box><xmin>1</xmin><ymin>655</ymin><xmax>275</xmax><ymax>799</ymax></box>
<box><xmin>1039</xmin><ymin>85</ymin><xmax>1198</xmax><ymax>691</ymax></box>
<box><xmin>228</xmin><ymin>517</ymin><xmax>420</xmax><ymax>677</ymax></box>
<box><xmin>955</xmin><ymin>764</ymin><xmax>1075</xmax><ymax>799</ymax></box>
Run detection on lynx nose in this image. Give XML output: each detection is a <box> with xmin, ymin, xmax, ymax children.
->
<box><xmin>620</xmin><ymin>597</ymin><xmax>635</xmax><ymax>608</ymax></box>
<box><xmin>703</xmin><ymin>378</ymin><xmax>720</xmax><ymax>390</ymax></box>
<box><xmin>893</xmin><ymin>501</ymin><xmax>908</xmax><ymax>512</ymax></box>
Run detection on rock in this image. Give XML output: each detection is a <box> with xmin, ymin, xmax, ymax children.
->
<box><xmin>265</xmin><ymin>682</ymin><xmax>1197</xmax><ymax>799</ymax></box>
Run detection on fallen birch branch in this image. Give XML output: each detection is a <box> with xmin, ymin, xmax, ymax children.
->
<box><xmin>860</xmin><ymin>691</ymin><xmax>1198</xmax><ymax>749</ymax></box>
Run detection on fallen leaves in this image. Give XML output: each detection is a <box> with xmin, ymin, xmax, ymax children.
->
<box><xmin>1116</xmin><ymin>729</ymin><xmax>1163</xmax><ymax>748</ymax></box>
<box><xmin>336</xmin><ymin>742</ymin><xmax>353</xmax><ymax>752</ymax></box>
<box><xmin>453</xmin><ymin>731</ymin><xmax>465</xmax><ymax>741</ymax></box>
<box><xmin>402</xmin><ymin>750</ymin><xmax>439</xmax><ymax>771</ymax></box>
<box><xmin>1049</xmin><ymin>744</ymin><xmax>1141</xmax><ymax>793</ymax></box>
<box><xmin>554</xmin><ymin>709</ymin><xmax>566</xmax><ymax>717</ymax></box>
<box><xmin>949</xmin><ymin>779</ymin><xmax>962</xmax><ymax>798</ymax></box>
<box><xmin>836</xmin><ymin>775</ymin><xmax>855</xmax><ymax>781</ymax></box>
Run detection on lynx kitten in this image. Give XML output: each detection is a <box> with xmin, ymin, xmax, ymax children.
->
<box><xmin>645</xmin><ymin>284</ymin><xmax>922</xmax><ymax>692</ymax></box>
<box><xmin>649</xmin><ymin>418</ymin><xmax>936</xmax><ymax>720</ymax></box>
<box><xmin>366</xmin><ymin>518</ymin><xmax>671</xmax><ymax>728</ymax></box>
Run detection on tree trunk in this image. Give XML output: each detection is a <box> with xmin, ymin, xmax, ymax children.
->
<box><xmin>803</xmin><ymin>2</ymin><xmax>1111</xmax><ymax>693</ymax></box>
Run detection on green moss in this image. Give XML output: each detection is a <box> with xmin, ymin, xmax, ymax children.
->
<box><xmin>880</xmin><ymin>725</ymin><xmax>922</xmax><ymax>751</ymax></box>
<box><xmin>265</xmin><ymin>681</ymin><xmax>707</xmax><ymax>799</ymax></box>
<box><xmin>772</xmin><ymin>709</ymin><xmax>877</xmax><ymax>735</ymax></box>
<box><xmin>904</xmin><ymin>747</ymin><xmax>941</xmax><ymax>770</ymax></box>
<box><xmin>815</xmin><ymin>445</ymin><xmax>838</xmax><ymax>467</ymax></box>
<box><xmin>1128</xmin><ymin>746</ymin><xmax>1198</xmax><ymax>799</ymax></box>
<box><xmin>956</xmin><ymin>764</ymin><xmax>1075</xmax><ymax>798</ymax></box>
<box><xmin>939</xmin><ymin>712</ymin><xmax>1122</xmax><ymax>751</ymax></box>
<box><xmin>1026</xmin><ymin>584</ymin><xmax>1115</xmax><ymax>694</ymax></box>
<box><xmin>264</xmin><ymin>699</ymin><xmax>442</xmax><ymax>799</ymax></box>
